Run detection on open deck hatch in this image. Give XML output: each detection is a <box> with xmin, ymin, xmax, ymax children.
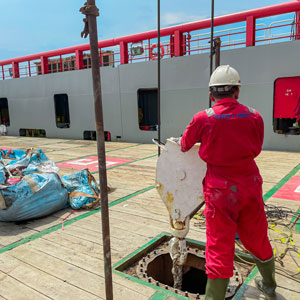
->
<box><xmin>114</xmin><ymin>234</ymin><xmax>254</xmax><ymax>300</ymax></box>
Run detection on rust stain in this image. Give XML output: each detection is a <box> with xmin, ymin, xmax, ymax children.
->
<box><xmin>156</xmin><ymin>181</ymin><xmax>174</xmax><ymax>214</ymax></box>
<box><xmin>165</xmin><ymin>191</ymin><xmax>174</xmax><ymax>213</ymax></box>
<box><xmin>155</xmin><ymin>181</ymin><xmax>164</xmax><ymax>198</ymax></box>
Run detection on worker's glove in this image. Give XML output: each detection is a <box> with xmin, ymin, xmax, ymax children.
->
<box><xmin>169</xmin><ymin>137</ymin><xmax>181</xmax><ymax>145</ymax></box>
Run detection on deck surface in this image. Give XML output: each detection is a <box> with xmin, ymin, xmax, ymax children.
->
<box><xmin>0</xmin><ymin>136</ymin><xmax>299</xmax><ymax>300</ymax></box>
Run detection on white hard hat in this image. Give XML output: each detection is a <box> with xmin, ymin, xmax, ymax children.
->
<box><xmin>209</xmin><ymin>65</ymin><xmax>241</xmax><ymax>87</ymax></box>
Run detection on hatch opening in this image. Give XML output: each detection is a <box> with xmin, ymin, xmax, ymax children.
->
<box><xmin>147</xmin><ymin>253</ymin><xmax>207</xmax><ymax>295</ymax></box>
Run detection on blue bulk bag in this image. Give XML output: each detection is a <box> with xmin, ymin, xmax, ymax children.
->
<box><xmin>62</xmin><ymin>169</ymin><xmax>100</xmax><ymax>210</ymax></box>
<box><xmin>0</xmin><ymin>149</ymin><xmax>68</xmax><ymax>222</ymax></box>
<box><xmin>0</xmin><ymin>148</ymin><xmax>26</xmax><ymax>160</ymax></box>
<box><xmin>0</xmin><ymin>173</ymin><xmax>68</xmax><ymax>222</ymax></box>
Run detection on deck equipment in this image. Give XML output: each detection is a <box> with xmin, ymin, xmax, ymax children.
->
<box><xmin>154</xmin><ymin>138</ymin><xmax>206</xmax><ymax>288</ymax></box>
<box><xmin>80</xmin><ymin>1</ymin><xmax>113</xmax><ymax>298</ymax></box>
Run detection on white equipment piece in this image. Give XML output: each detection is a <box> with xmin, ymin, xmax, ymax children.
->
<box><xmin>154</xmin><ymin>138</ymin><xmax>207</xmax><ymax>238</ymax></box>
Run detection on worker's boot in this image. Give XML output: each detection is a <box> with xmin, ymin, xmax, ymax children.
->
<box><xmin>254</xmin><ymin>257</ymin><xmax>277</xmax><ymax>300</ymax></box>
<box><xmin>204</xmin><ymin>278</ymin><xmax>229</xmax><ymax>300</ymax></box>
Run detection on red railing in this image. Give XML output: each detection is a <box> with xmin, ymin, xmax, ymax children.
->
<box><xmin>0</xmin><ymin>1</ymin><xmax>300</xmax><ymax>80</ymax></box>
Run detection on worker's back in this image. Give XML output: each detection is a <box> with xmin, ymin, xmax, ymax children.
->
<box><xmin>181</xmin><ymin>98</ymin><xmax>264</xmax><ymax>178</ymax></box>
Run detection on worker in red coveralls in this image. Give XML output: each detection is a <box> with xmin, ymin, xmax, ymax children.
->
<box><xmin>180</xmin><ymin>65</ymin><xmax>277</xmax><ymax>300</ymax></box>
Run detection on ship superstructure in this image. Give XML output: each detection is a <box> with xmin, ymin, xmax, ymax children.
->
<box><xmin>0</xmin><ymin>1</ymin><xmax>299</xmax><ymax>151</ymax></box>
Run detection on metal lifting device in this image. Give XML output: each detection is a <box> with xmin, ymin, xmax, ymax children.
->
<box><xmin>154</xmin><ymin>139</ymin><xmax>207</xmax><ymax>289</ymax></box>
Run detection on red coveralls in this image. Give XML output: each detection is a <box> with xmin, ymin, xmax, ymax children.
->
<box><xmin>181</xmin><ymin>98</ymin><xmax>273</xmax><ymax>279</ymax></box>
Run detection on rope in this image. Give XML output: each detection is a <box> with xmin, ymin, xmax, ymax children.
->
<box><xmin>169</xmin><ymin>237</ymin><xmax>188</xmax><ymax>290</ymax></box>
<box><xmin>79</xmin><ymin>2</ymin><xmax>100</xmax><ymax>38</ymax></box>
<box><xmin>172</xmin><ymin>262</ymin><xmax>183</xmax><ymax>290</ymax></box>
<box><xmin>61</xmin><ymin>210</ymin><xmax>79</xmax><ymax>230</ymax></box>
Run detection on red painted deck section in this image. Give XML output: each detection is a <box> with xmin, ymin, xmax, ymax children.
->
<box><xmin>273</xmin><ymin>176</ymin><xmax>300</xmax><ymax>201</ymax></box>
<box><xmin>0</xmin><ymin>147</ymin><xmax>13</xmax><ymax>150</ymax></box>
<box><xmin>57</xmin><ymin>156</ymin><xmax>133</xmax><ymax>172</ymax></box>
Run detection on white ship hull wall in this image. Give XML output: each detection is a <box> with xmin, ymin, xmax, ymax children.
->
<box><xmin>0</xmin><ymin>40</ymin><xmax>299</xmax><ymax>151</ymax></box>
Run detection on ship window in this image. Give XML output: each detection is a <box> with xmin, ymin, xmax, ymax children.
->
<box><xmin>83</xmin><ymin>57</ymin><xmax>91</xmax><ymax>69</ymax></box>
<box><xmin>274</xmin><ymin>77</ymin><xmax>300</xmax><ymax>135</ymax></box>
<box><xmin>102</xmin><ymin>55</ymin><xmax>109</xmax><ymax>67</ymax></box>
<box><xmin>54</xmin><ymin>94</ymin><xmax>70</xmax><ymax>128</ymax></box>
<box><xmin>138</xmin><ymin>89</ymin><xmax>158</xmax><ymax>131</ymax></box>
<box><xmin>19</xmin><ymin>129</ymin><xmax>46</xmax><ymax>137</ymax></box>
<box><xmin>83</xmin><ymin>131</ymin><xmax>111</xmax><ymax>141</ymax></box>
<box><xmin>0</xmin><ymin>98</ymin><xmax>10</xmax><ymax>126</ymax></box>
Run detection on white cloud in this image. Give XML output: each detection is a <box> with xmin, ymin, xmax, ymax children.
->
<box><xmin>162</xmin><ymin>12</ymin><xmax>206</xmax><ymax>26</ymax></box>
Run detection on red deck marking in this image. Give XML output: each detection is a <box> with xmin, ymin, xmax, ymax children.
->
<box><xmin>56</xmin><ymin>156</ymin><xmax>133</xmax><ymax>172</ymax></box>
<box><xmin>0</xmin><ymin>147</ymin><xmax>13</xmax><ymax>150</ymax></box>
<box><xmin>273</xmin><ymin>176</ymin><xmax>300</xmax><ymax>201</ymax></box>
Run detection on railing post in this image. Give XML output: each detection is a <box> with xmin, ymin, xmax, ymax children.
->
<box><xmin>99</xmin><ymin>50</ymin><xmax>103</xmax><ymax>67</ymax></box>
<box><xmin>169</xmin><ymin>35</ymin><xmax>175</xmax><ymax>57</ymax></box>
<box><xmin>296</xmin><ymin>11</ymin><xmax>300</xmax><ymax>40</ymax></box>
<box><xmin>75</xmin><ymin>50</ymin><xmax>84</xmax><ymax>69</ymax></box>
<box><xmin>41</xmin><ymin>56</ymin><xmax>48</xmax><ymax>74</ymax></box>
<box><xmin>120</xmin><ymin>41</ymin><xmax>128</xmax><ymax>64</ymax></box>
<box><xmin>174</xmin><ymin>30</ymin><xmax>184</xmax><ymax>56</ymax></box>
<box><xmin>28</xmin><ymin>61</ymin><xmax>31</xmax><ymax>77</ymax></box>
<box><xmin>246</xmin><ymin>16</ymin><xmax>256</xmax><ymax>47</ymax></box>
<box><xmin>12</xmin><ymin>62</ymin><xmax>20</xmax><ymax>78</ymax></box>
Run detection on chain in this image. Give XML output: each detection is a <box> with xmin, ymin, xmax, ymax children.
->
<box><xmin>169</xmin><ymin>237</ymin><xmax>188</xmax><ymax>290</ymax></box>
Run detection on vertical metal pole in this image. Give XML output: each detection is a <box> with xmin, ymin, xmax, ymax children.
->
<box><xmin>84</xmin><ymin>1</ymin><xmax>113</xmax><ymax>299</ymax></box>
<box><xmin>209</xmin><ymin>0</ymin><xmax>215</xmax><ymax>108</ymax></box>
<box><xmin>28</xmin><ymin>61</ymin><xmax>31</xmax><ymax>77</ymax></box>
<box><xmin>157</xmin><ymin>0</ymin><xmax>161</xmax><ymax>156</ymax></box>
<box><xmin>214</xmin><ymin>37</ymin><xmax>221</xmax><ymax>68</ymax></box>
<box><xmin>60</xmin><ymin>56</ymin><xmax>63</xmax><ymax>72</ymax></box>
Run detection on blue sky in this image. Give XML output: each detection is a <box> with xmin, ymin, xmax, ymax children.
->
<box><xmin>0</xmin><ymin>0</ymin><xmax>288</xmax><ymax>60</ymax></box>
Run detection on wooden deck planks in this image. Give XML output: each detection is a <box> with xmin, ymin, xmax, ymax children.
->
<box><xmin>0</xmin><ymin>270</ymin><xmax>51</xmax><ymax>300</ymax></box>
<box><xmin>0</xmin><ymin>253</ymin><xmax>101</xmax><ymax>300</ymax></box>
<box><xmin>7</xmin><ymin>244</ymin><xmax>152</xmax><ymax>300</ymax></box>
<box><xmin>242</xmin><ymin>272</ymin><xmax>300</xmax><ymax>300</ymax></box>
<box><xmin>0</xmin><ymin>136</ymin><xmax>299</xmax><ymax>299</ymax></box>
